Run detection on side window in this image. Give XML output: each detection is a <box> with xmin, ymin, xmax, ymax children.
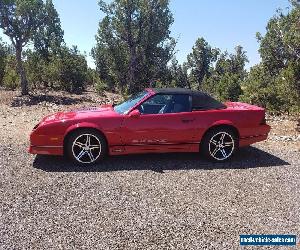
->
<box><xmin>139</xmin><ymin>94</ymin><xmax>172</xmax><ymax>114</ymax></box>
<box><xmin>139</xmin><ymin>94</ymin><xmax>191</xmax><ymax>114</ymax></box>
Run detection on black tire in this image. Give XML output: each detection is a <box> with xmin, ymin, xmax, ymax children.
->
<box><xmin>201</xmin><ymin>127</ymin><xmax>238</xmax><ymax>162</ymax></box>
<box><xmin>66</xmin><ymin>129</ymin><xmax>107</xmax><ymax>164</ymax></box>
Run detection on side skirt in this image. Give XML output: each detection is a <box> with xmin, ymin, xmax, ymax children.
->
<box><xmin>109</xmin><ymin>143</ymin><xmax>200</xmax><ymax>155</ymax></box>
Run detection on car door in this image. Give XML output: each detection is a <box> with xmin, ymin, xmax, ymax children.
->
<box><xmin>120</xmin><ymin>94</ymin><xmax>198</xmax><ymax>152</ymax></box>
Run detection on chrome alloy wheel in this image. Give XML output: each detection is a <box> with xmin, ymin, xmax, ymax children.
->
<box><xmin>208</xmin><ymin>132</ymin><xmax>235</xmax><ymax>161</ymax></box>
<box><xmin>72</xmin><ymin>134</ymin><xmax>102</xmax><ymax>164</ymax></box>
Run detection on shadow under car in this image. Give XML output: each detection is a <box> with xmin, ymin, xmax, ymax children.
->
<box><xmin>32</xmin><ymin>146</ymin><xmax>290</xmax><ymax>173</ymax></box>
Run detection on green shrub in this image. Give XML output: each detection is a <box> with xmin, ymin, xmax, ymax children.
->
<box><xmin>25</xmin><ymin>46</ymin><xmax>89</xmax><ymax>93</ymax></box>
<box><xmin>3</xmin><ymin>67</ymin><xmax>19</xmax><ymax>90</ymax></box>
<box><xmin>95</xmin><ymin>80</ymin><xmax>108</xmax><ymax>94</ymax></box>
<box><xmin>215</xmin><ymin>73</ymin><xmax>242</xmax><ymax>102</ymax></box>
<box><xmin>240</xmin><ymin>63</ymin><xmax>300</xmax><ymax>114</ymax></box>
<box><xmin>56</xmin><ymin>46</ymin><xmax>88</xmax><ymax>93</ymax></box>
<box><xmin>2</xmin><ymin>55</ymin><xmax>19</xmax><ymax>90</ymax></box>
<box><xmin>0</xmin><ymin>41</ymin><xmax>7</xmax><ymax>86</ymax></box>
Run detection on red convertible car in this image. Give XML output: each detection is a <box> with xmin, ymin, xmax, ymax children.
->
<box><xmin>29</xmin><ymin>88</ymin><xmax>271</xmax><ymax>164</ymax></box>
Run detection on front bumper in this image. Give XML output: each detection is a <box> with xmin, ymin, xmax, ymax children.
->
<box><xmin>29</xmin><ymin>129</ymin><xmax>64</xmax><ymax>156</ymax></box>
<box><xmin>29</xmin><ymin>145</ymin><xmax>63</xmax><ymax>155</ymax></box>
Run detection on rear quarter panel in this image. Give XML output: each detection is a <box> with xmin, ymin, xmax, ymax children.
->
<box><xmin>193</xmin><ymin>105</ymin><xmax>266</xmax><ymax>141</ymax></box>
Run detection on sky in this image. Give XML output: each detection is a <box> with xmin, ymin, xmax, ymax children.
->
<box><xmin>0</xmin><ymin>0</ymin><xmax>292</xmax><ymax>69</ymax></box>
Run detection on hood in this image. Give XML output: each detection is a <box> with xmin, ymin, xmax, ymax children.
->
<box><xmin>42</xmin><ymin>105</ymin><xmax>115</xmax><ymax>123</ymax></box>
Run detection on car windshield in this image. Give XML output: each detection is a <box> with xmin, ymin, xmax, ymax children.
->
<box><xmin>114</xmin><ymin>90</ymin><xmax>149</xmax><ymax>114</ymax></box>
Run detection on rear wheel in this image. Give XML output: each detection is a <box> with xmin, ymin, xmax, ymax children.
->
<box><xmin>201</xmin><ymin>127</ymin><xmax>238</xmax><ymax>162</ymax></box>
<box><xmin>66</xmin><ymin>129</ymin><xmax>107</xmax><ymax>164</ymax></box>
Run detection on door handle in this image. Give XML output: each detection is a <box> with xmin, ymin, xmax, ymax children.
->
<box><xmin>181</xmin><ymin>118</ymin><xmax>195</xmax><ymax>123</ymax></box>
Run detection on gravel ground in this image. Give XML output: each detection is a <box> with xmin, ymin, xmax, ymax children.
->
<box><xmin>0</xmin><ymin>90</ymin><xmax>299</xmax><ymax>249</ymax></box>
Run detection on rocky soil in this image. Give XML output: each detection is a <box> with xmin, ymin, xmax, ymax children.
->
<box><xmin>0</xmin><ymin>90</ymin><xmax>299</xmax><ymax>249</ymax></box>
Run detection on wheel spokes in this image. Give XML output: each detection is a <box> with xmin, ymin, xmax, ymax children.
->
<box><xmin>72</xmin><ymin>133</ymin><xmax>102</xmax><ymax>163</ymax></box>
<box><xmin>220</xmin><ymin>133</ymin><xmax>225</xmax><ymax>144</ymax></box>
<box><xmin>211</xmin><ymin>147</ymin><xmax>220</xmax><ymax>156</ymax></box>
<box><xmin>76</xmin><ymin>149</ymin><xmax>86</xmax><ymax>160</ymax></box>
<box><xmin>86</xmin><ymin>135</ymin><xmax>91</xmax><ymax>146</ymax></box>
<box><xmin>87</xmin><ymin>150</ymin><xmax>95</xmax><ymax>162</ymax></box>
<box><xmin>209</xmin><ymin>131</ymin><xmax>235</xmax><ymax>161</ymax></box>
<box><xmin>74</xmin><ymin>141</ymin><xmax>85</xmax><ymax>148</ymax></box>
<box><xmin>210</xmin><ymin>139</ymin><xmax>218</xmax><ymax>146</ymax></box>
<box><xmin>220</xmin><ymin>149</ymin><xmax>227</xmax><ymax>158</ymax></box>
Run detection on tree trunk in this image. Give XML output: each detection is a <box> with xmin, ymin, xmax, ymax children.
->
<box><xmin>16</xmin><ymin>43</ymin><xmax>28</xmax><ymax>95</ymax></box>
<box><xmin>128</xmin><ymin>45</ymin><xmax>137</xmax><ymax>93</ymax></box>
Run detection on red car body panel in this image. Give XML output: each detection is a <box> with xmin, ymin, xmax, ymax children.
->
<box><xmin>29</xmin><ymin>89</ymin><xmax>271</xmax><ymax>156</ymax></box>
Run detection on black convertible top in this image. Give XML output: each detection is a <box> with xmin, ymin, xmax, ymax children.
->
<box><xmin>152</xmin><ymin>88</ymin><xmax>196</xmax><ymax>95</ymax></box>
<box><xmin>151</xmin><ymin>88</ymin><xmax>226</xmax><ymax>110</ymax></box>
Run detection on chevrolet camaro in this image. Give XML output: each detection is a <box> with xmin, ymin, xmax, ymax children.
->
<box><xmin>29</xmin><ymin>88</ymin><xmax>271</xmax><ymax>164</ymax></box>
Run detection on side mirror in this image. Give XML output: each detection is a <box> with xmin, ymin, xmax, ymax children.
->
<box><xmin>129</xmin><ymin>109</ymin><xmax>141</xmax><ymax>118</ymax></box>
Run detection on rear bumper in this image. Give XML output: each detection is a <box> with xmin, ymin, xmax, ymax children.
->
<box><xmin>29</xmin><ymin>145</ymin><xmax>63</xmax><ymax>155</ymax></box>
<box><xmin>239</xmin><ymin>124</ymin><xmax>271</xmax><ymax>147</ymax></box>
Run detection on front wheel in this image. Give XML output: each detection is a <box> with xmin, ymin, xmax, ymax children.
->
<box><xmin>201</xmin><ymin>127</ymin><xmax>238</xmax><ymax>162</ymax></box>
<box><xmin>66</xmin><ymin>129</ymin><xmax>107</xmax><ymax>164</ymax></box>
